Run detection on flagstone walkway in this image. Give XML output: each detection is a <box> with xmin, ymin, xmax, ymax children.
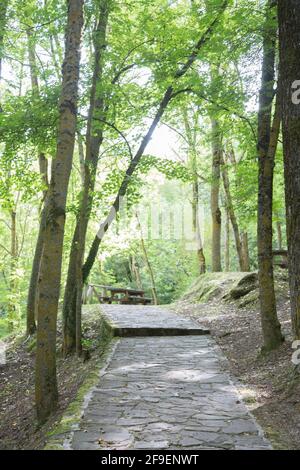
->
<box><xmin>71</xmin><ymin>305</ymin><xmax>270</xmax><ymax>450</ymax></box>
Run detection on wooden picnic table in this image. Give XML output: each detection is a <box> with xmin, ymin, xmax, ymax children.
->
<box><xmin>83</xmin><ymin>284</ymin><xmax>152</xmax><ymax>305</ymax></box>
<box><xmin>272</xmin><ymin>249</ymin><xmax>288</xmax><ymax>269</ymax></box>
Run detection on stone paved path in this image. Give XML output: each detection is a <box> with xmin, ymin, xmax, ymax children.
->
<box><xmin>72</xmin><ymin>305</ymin><xmax>270</xmax><ymax>450</ymax></box>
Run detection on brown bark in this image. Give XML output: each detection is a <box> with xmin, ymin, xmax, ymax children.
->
<box><xmin>26</xmin><ymin>208</ymin><xmax>46</xmax><ymax>335</ymax></box>
<box><xmin>77</xmin><ymin>132</ymin><xmax>85</xmax><ymax>186</ymax></box>
<box><xmin>210</xmin><ymin>117</ymin><xmax>222</xmax><ymax>271</ymax></box>
<box><xmin>131</xmin><ymin>254</ymin><xmax>142</xmax><ymax>290</ymax></box>
<box><xmin>257</xmin><ymin>0</ymin><xmax>283</xmax><ymax>351</ymax></box>
<box><xmin>26</xmin><ymin>29</ymin><xmax>39</xmax><ymax>91</ymax></box>
<box><xmin>8</xmin><ymin>209</ymin><xmax>17</xmax><ymax>331</ymax></box>
<box><xmin>26</xmin><ymin>28</ymin><xmax>49</xmax><ymax>336</ymax></box>
<box><xmin>221</xmin><ymin>154</ymin><xmax>247</xmax><ymax>271</ymax></box>
<box><xmin>278</xmin><ymin>0</ymin><xmax>300</xmax><ymax>339</ymax></box>
<box><xmin>193</xmin><ymin>180</ymin><xmax>206</xmax><ymax>274</ymax></box>
<box><xmin>276</xmin><ymin>221</ymin><xmax>282</xmax><ymax>250</ymax></box>
<box><xmin>136</xmin><ymin>214</ymin><xmax>158</xmax><ymax>305</ymax></box>
<box><xmin>35</xmin><ymin>0</ymin><xmax>83</xmax><ymax>424</ymax></box>
<box><xmin>62</xmin><ymin>0</ymin><xmax>110</xmax><ymax>356</ymax></box>
<box><xmin>183</xmin><ymin>109</ymin><xmax>206</xmax><ymax>274</ymax></box>
<box><xmin>225</xmin><ymin>205</ymin><xmax>230</xmax><ymax>271</ymax></box>
<box><xmin>241</xmin><ymin>231</ymin><xmax>250</xmax><ymax>272</ymax></box>
<box><xmin>81</xmin><ymin>7</ymin><xmax>228</xmax><ymax>284</ymax></box>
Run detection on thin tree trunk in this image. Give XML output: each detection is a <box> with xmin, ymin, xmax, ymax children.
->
<box><xmin>136</xmin><ymin>214</ymin><xmax>158</xmax><ymax>305</ymax></box>
<box><xmin>50</xmin><ymin>34</ymin><xmax>62</xmax><ymax>83</ymax></box>
<box><xmin>183</xmin><ymin>109</ymin><xmax>206</xmax><ymax>274</ymax></box>
<box><xmin>26</xmin><ymin>209</ymin><xmax>46</xmax><ymax>335</ymax></box>
<box><xmin>210</xmin><ymin>117</ymin><xmax>222</xmax><ymax>271</ymax></box>
<box><xmin>26</xmin><ymin>29</ymin><xmax>39</xmax><ymax>90</ymax></box>
<box><xmin>221</xmin><ymin>154</ymin><xmax>246</xmax><ymax>270</ymax></box>
<box><xmin>81</xmin><ymin>7</ymin><xmax>228</xmax><ymax>283</ymax></box>
<box><xmin>276</xmin><ymin>221</ymin><xmax>282</xmax><ymax>250</ymax></box>
<box><xmin>35</xmin><ymin>0</ymin><xmax>83</xmax><ymax>424</ymax></box>
<box><xmin>257</xmin><ymin>0</ymin><xmax>283</xmax><ymax>351</ymax></box>
<box><xmin>193</xmin><ymin>180</ymin><xmax>206</xmax><ymax>274</ymax></box>
<box><xmin>225</xmin><ymin>205</ymin><xmax>230</xmax><ymax>271</ymax></box>
<box><xmin>278</xmin><ymin>0</ymin><xmax>300</xmax><ymax>339</ymax></box>
<box><xmin>62</xmin><ymin>0</ymin><xmax>110</xmax><ymax>356</ymax></box>
<box><xmin>8</xmin><ymin>210</ymin><xmax>17</xmax><ymax>331</ymax></box>
<box><xmin>241</xmin><ymin>231</ymin><xmax>250</xmax><ymax>272</ymax></box>
<box><xmin>26</xmin><ymin>28</ymin><xmax>49</xmax><ymax>336</ymax></box>
<box><xmin>77</xmin><ymin>132</ymin><xmax>85</xmax><ymax>186</ymax></box>
<box><xmin>131</xmin><ymin>254</ymin><xmax>142</xmax><ymax>289</ymax></box>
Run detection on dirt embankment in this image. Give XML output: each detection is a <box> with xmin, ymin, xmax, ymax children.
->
<box><xmin>0</xmin><ymin>305</ymin><xmax>109</xmax><ymax>450</ymax></box>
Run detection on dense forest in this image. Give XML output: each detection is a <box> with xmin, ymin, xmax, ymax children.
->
<box><xmin>0</xmin><ymin>0</ymin><xmax>300</xmax><ymax>452</ymax></box>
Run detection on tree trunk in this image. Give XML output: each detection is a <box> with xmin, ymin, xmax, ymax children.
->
<box><xmin>81</xmin><ymin>7</ymin><xmax>227</xmax><ymax>284</ymax></box>
<box><xmin>26</xmin><ymin>208</ymin><xmax>46</xmax><ymax>335</ymax></box>
<box><xmin>276</xmin><ymin>221</ymin><xmax>282</xmax><ymax>250</ymax></box>
<box><xmin>26</xmin><ymin>29</ymin><xmax>39</xmax><ymax>91</ymax></box>
<box><xmin>62</xmin><ymin>0</ymin><xmax>110</xmax><ymax>356</ymax></box>
<box><xmin>225</xmin><ymin>205</ymin><xmax>230</xmax><ymax>271</ymax></box>
<box><xmin>278</xmin><ymin>0</ymin><xmax>300</xmax><ymax>339</ymax></box>
<box><xmin>136</xmin><ymin>214</ymin><xmax>158</xmax><ymax>305</ymax></box>
<box><xmin>131</xmin><ymin>255</ymin><xmax>143</xmax><ymax>289</ymax></box>
<box><xmin>8</xmin><ymin>209</ymin><xmax>17</xmax><ymax>331</ymax></box>
<box><xmin>257</xmin><ymin>0</ymin><xmax>283</xmax><ymax>351</ymax></box>
<box><xmin>77</xmin><ymin>132</ymin><xmax>85</xmax><ymax>186</ymax></box>
<box><xmin>221</xmin><ymin>154</ymin><xmax>246</xmax><ymax>271</ymax></box>
<box><xmin>26</xmin><ymin>28</ymin><xmax>49</xmax><ymax>336</ymax></box>
<box><xmin>183</xmin><ymin>108</ymin><xmax>206</xmax><ymax>274</ymax></box>
<box><xmin>193</xmin><ymin>180</ymin><xmax>206</xmax><ymax>274</ymax></box>
<box><xmin>210</xmin><ymin>117</ymin><xmax>222</xmax><ymax>271</ymax></box>
<box><xmin>241</xmin><ymin>231</ymin><xmax>250</xmax><ymax>272</ymax></box>
<box><xmin>35</xmin><ymin>0</ymin><xmax>83</xmax><ymax>424</ymax></box>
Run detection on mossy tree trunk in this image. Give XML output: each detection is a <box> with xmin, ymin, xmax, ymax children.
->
<box><xmin>62</xmin><ymin>0</ymin><xmax>110</xmax><ymax>356</ymax></box>
<box><xmin>257</xmin><ymin>0</ymin><xmax>283</xmax><ymax>351</ymax></box>
<box><xmin>35</xmin><ymin>0</ymin><xmax>83</xmax><ymax>424</ymax></box>
<box><xmin>278</xmin><ymin>0</ymin><xmax>300</xmax><ymax>339</ymax></box>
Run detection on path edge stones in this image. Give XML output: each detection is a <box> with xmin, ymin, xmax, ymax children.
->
<box><xmin>211</xmin><ymin>340</ymin><xmax>272</xmax><ymax>450</ymax></box>
<box><xmin>44</xmin><ymin>327</ymin><xmax>119</xmax><ymax>450</ymax></box>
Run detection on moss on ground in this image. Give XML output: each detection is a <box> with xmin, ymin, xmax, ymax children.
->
<box><xmin>44</xmin><ymin>308</ymin><xmax>116</xmax><ymax>450</ymax></box>
<box><xmin>180</xmin><ymin>270</ymin><xmax>289</xmax><ymax>310</ymax></box>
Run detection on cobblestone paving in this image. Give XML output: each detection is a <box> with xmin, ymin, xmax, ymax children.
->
<box><xmin>72</xmin><ymin>306</ymin><xmax>271</xmax><ymax>450</ymax></box>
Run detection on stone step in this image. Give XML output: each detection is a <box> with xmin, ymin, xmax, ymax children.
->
<box><xmin>100</xmin><ymin>304</ymin><xmax>210</xmax><ymax>337</ymax></box>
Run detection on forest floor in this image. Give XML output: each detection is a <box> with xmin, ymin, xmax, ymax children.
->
<box><xmin>171</xmin><ymin>296</ymin><xmax>300</xmax><ymax>450</ymax></box>
<box><xmin>0</xmin><ymin>306</ymin><xmax>107</xmax><ymax>450</ymax></box>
